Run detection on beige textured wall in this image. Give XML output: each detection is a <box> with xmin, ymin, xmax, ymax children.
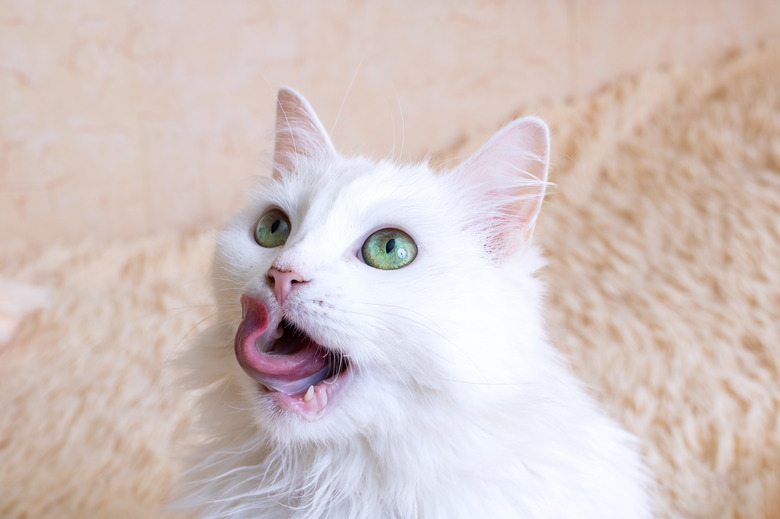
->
<box><xmin>2</xmin><ymin>0</ymin><xmax>779</xmax><ymax>246</ymax></box>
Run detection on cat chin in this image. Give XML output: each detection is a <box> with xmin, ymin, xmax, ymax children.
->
<box><xmin>239</xmin><ymin>355</ymin><xmax>417</xmax><ymax>444</ymax></box>
<box><xmin>244</xmin><ymin>379</ymin><xmax>370</xmax><ymax>446</ymax></box>
<box><xmin>255</xmin><ymin>365</ymin><xmax>354</xmax><ymax>422</ymax></box>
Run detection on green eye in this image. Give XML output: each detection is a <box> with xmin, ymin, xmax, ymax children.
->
<box><xmin>254</xmin><ymin>209</ymin><xmax>291</xmax><ymax>248</ymax></box>
<box><xmin>361</xmin><ymin>228</ymin><xmax>417</xmax><ymax>270</ymax></box>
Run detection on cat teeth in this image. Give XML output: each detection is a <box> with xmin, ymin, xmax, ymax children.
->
<box><xmin>303</xmin><ymin>385</ymin><xmax>315</xmax><ymax>402</ymax></box>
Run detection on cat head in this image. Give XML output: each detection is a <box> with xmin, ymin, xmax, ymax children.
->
<box><xmin>207</xmin><ymin>88</ymin><xmax>551</xmax><ymax>444</ymax></box>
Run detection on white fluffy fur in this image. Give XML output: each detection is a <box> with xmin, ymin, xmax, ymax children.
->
<box><xmin>176</xmin><ymin>89</ymin><xmax>653</xmax><ymax>518</ymax></box>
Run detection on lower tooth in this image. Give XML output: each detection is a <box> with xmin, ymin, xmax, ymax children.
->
<box><xmin>303</xmin><ymin>385</ymin><xmax>314</xmax><ymax>402</ymax></box>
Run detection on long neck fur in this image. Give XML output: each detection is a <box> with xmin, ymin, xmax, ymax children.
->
<box><xmin>183</xmin><ymin>374</ymin><xmax>565</xmax><ymax>519</ymax></box>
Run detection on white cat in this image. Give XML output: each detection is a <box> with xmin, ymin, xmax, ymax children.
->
<box><xmin>177</xmin><ymin>88</ymin><xmax>653</xmax><ymax>518</ymax></box>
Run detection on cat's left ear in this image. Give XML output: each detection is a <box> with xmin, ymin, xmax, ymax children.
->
<box><xmin>453</xmin><ymin>117</ymin><xmax>550</xmax><ymax>259</ymax></box>
<box><xmin>273</xmin><ymin>88</ymin><xmax>337</xmax><ymax>179</ymax></box>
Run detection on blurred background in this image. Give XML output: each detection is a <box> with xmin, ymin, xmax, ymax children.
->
<box><xmin>3</xmin><ymin>0</ymin><xmax>779</xmax><ymax>246</ymax></box>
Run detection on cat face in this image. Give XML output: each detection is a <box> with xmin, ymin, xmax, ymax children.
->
<box><xmin>209</xmin><ymin>89</ymin><xmax>550</xmax><ymax>444</ymax></box>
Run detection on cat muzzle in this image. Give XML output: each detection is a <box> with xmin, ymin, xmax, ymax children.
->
<box><xmin>235</xmin><ymin>294</ymin><xmax>348</xmax><ymax>398</ymax></box>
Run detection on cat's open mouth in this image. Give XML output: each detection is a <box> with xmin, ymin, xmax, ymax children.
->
<box><xmin>235</xmin><ymin>294</ymin><xmax>351</xmax><ymax>419</ymax></box>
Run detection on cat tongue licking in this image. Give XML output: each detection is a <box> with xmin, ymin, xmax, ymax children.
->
<box><xmin>235</xmin><ymin>294</ymin><xmax>331</xmax><ymax>396</ymax></box>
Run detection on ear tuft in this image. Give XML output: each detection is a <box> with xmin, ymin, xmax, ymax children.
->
<box><xmin>453</xmin><ymin>116</ymin><xmax>551</xmax><ymax>260</ymax></box>
<box><xmin>273</xmin><ymin>88</ymin><xmax>336</xmax><ymax>179</ymax></box>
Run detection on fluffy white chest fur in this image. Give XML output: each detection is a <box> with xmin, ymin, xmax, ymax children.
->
<box><xmin>177</xmin><ymin>89</ymin><xmax>653</xmax><ymax>518</ymax></box>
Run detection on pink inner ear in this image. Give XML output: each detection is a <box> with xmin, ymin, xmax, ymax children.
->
<box><xmin>454</xmin><ymin>117</ymin><xmax>550</xmax><ymax>257</ymax></box>
<box><xmin>273</xmin><ymin>88</ymin><xmax>336</xmax><ymax>179</ymax></box>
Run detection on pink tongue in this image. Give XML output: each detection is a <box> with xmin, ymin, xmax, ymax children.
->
<box><xmin>234</xmin><ymin>294</ymin><xmax>330</xmax><ymax>395</ymax></box>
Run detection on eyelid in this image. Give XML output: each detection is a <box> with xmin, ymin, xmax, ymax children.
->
<box><xmin>355</xmin><ymin>224</ymin><xmax>418</xmax><ymax>251</ymax></box>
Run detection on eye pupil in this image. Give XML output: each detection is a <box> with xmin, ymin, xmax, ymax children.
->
<box><xmin>385</xmin><ymin>239</ymin><xmax>395</xmax><ymax>254</ymax></box>
<box><xmin>270</xmin><ymin>220</ymin><xmax>280</xmax><ymax>233</ymax></box>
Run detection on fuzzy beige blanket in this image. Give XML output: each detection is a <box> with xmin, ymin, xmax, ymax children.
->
<box><xmin>2</xmin><ymin>45</ymin><xmax>779</xmax><ymax>518</ymax></box>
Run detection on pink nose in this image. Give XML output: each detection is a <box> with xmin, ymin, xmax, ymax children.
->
<box><xmin>267</xmin><ymin>267</ymin><xmax>305</xmax><ymax>305</ymax></box>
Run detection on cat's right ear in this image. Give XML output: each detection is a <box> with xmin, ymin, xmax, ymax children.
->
<box><xmin>273</xmin><ymin>88</ymin><xmax>336</xmax><ymax>179</ymax></box>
